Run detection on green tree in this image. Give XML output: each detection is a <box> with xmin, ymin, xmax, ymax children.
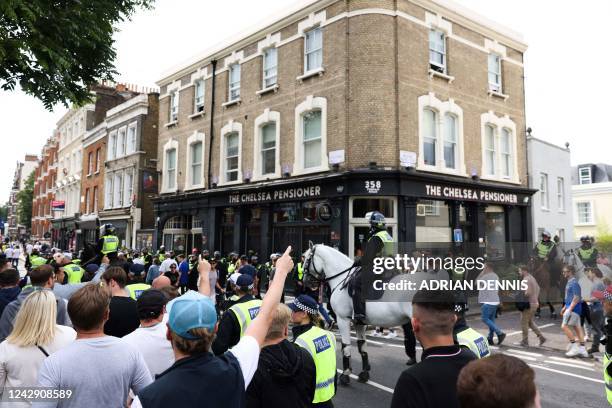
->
<box><xmin>0</xmin><ymin>203</ymin><xmax>7</xmax><ymax>222</ymax></box>
<box><xmin>16</xmin><ymin>172</ymin><xmax>34</xmax><ymax>229</ymax></box>
<box><xmin>0</xmin><ymin>0</ymin><xmax>154</xmax><ymax>110</ymax></box>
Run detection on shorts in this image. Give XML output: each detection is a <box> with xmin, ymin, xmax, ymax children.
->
<box><xmin>562</xmin><ymin>311</ymin><xmax>580</xmax><ymax>327</ymax></box>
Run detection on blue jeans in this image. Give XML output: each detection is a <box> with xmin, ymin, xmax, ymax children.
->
<box><xmin>481</xmin><ymin>304</ymin><xmax>503</xmax><ymax>340</ymax></box>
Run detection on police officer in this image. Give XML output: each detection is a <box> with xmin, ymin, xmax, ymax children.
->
<box><xmin>533</xmin><ymin>230</ymin><xmax>557</xmax><ymax>264</ymax></box>
<box><xmin>125</xmin><ymin>281</ymin><xmax>152</xmax><ymax>300</ymax></box>
<box><xmin>98</xmin><ymin>224</ymin><xmax>120</xmax><ymax>263</ymax></box>
<box><xmin>453</xmin><ymin>303</ymin><xmax>492</xmax><ymax>359</ymax></box>
<box><xmin>577</xmin><ymin>235</ymin><xmax>598</xmax><ymax>268</ymax></box>
<box><xmin>294</xmin><ymin>255</ymin><xmax>305</xmax><ymax>296</ymax></box>
<box><xmin>63</xmin><ymin>258</ymin><xmax>85</xmax><ymax>284</ymax></box>
<box><xmin>27</xmin><ymin>248</ymin><xmax>47</xmax><ymax>271</ymax></box>
<box><xmin>157</xmin><ymin>246</ymin><xmax>166</xmax><ymax>262</ymax></box>
<box><xmin>211</xmin><ymin>274</ymin><xmax>262</xmax><ymax>355</ymax></box>
<box><xmin>352</xmin><ymin>211</ymin><xmax>394</xmax><ymax>325</ymax></box>
<box><xmin>290</xmin><ymin>295</ymin><xmax>336</xmax><ymax>407</ymax></box>
<box><xmin>594</xmin><ymin>285</ymin><xmax>612</xmax><ymax>404</ymax></box>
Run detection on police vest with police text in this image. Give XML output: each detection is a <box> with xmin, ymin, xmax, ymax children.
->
<box><xmin>229</xmin><ymin>299</ymin><xmax>263</xmax><ymax>337</ymax></box>
<box><xmin>297</xmin><ymin>262</ymin><xmax>304</xmax><ymax>281</ymax></box>
<box><xmin>456</xmin><ymin>327</ymin><xmax>491</xmax><ymax>359</ymax></box>
<box><xmin>294</xmin><ymin>325</ymin><xmax>337</xmax><ymax>403</ymax></box>
<box><xmin>101</xmin><ymin>235</ymin><xmax>119</xmax><ymax>254</ymax></box>
<box><xmin>65</xmin><ymin>263</ymin><xmax>85</xmax><ymax>284</ymax></box>
<box><xmin>536</xmin><ymin>241</ymin><xmax>554</xmax><ymax>259</ymax></box>
<box><xmin>373</xmin><ymin>230</ymin><xmax>394</xmax><ymax>258</ymax></box>
<box><xmin>126</xmin><ymin>283</ymin><xmax>151</xmax><ymax>300</ymax></box>
<box><xmin>578</xmin><ymin>247</ymin><xmax>595</xmax><ymax>261</ymax></box>
<box><xmin>604</xmin><ymin>352</ymin><xmax>612</xmax><ymax>404</ymax></box>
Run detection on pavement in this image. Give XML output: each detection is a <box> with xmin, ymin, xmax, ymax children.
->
<box><xmin>330</xmin><ymin>310</ymin><xmax>610</xmax><ymax>408</ymax></box>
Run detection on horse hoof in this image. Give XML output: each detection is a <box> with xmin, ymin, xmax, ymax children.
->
<box><xmin>340</xmin><ymin>374</ymin><xmax>351</xmax><ymax>386</ymax></box>
<box><xmin>358</xmin><ymin>371</ymin><xmax>370</xmax><ymax>383</ymax></box>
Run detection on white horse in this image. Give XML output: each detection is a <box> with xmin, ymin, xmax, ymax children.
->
<box><xmin>303</xmin><ymin>243</ymin><xmax>432</xmax><ymax>384</ymax></box>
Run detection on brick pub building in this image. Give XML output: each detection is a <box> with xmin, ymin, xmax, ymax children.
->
<box><xmin>153</xmin><ymin>0</ymin><xmax>534</xmax><ymax>259</ymax></box>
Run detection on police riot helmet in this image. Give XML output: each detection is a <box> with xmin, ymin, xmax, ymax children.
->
<box><xmin>580</xmin><ymin>235</ymin><xmax>591</xmax><ymax>242</ymax></box>
<box><xmin>541</xmin><ymin>230</ymin><xmax>551</xmax><ymax>239</ymax></box>
<box><xmin>213</xmin><ymin>250</ymin><xmax>221</xmax><ymax>260</ymax></box>
<box><xmin>103</xmin><ymin>223</ymin><xmax>116</xmax><ymax>235</ymax></box>
<box><xmin>365</xmin><ymin>211</ymin><xmax>386</xmax><ymax>231</ymax></box>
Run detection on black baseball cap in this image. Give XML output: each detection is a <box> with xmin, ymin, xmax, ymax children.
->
<box><xmin>136</xmin><ymin>289</ymin><xmax>168</xmax><ymax>320</ymax></box>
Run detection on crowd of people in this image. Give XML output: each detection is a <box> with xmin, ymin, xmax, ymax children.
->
<box><xmin>0</xmin><ymin>232</ymin><xmax>608</xmax><ymax>407</ymax></box>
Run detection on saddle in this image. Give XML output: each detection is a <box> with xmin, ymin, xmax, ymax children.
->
<box><xmin>346</xmin><ymin>266</ymin><xmax>396</xmax><ymax>301</ymax></box>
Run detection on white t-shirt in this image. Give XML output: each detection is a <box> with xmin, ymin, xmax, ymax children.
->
<box><xmin>0</xmin><ymin>325</ymin><xmax>76</xmax><ymax>408</ymax></box>
<box><xmin>12</xmin><ymin>248</ymin><xmax>20</xmax><ymax>258</ymax></box>
<box><xmin>122</xmin><ymin>319</ymin><xmax>175</xmax><ymax>377</ymax></box>
<box><xmin>130</xmin><ymin>335</ymin><xmax>260</xmax><ymax>408</ymax></box>
<box><xmin>159</xmin><ymin>258</ymin><xmax>177</xmax><ymax>273</ymax></box>
<box><xmin>26</xmin><ymin>244</ymin><xmax>33</xmax><ymax>255</ymax></box>
<box><xmin>4</xmin><ymin>248</ymin><xmax>13</xmax><ymax>258</ymax></box>
<box><xmin>35</xmin><ymin>336</ymin><xmax>152</xmax><ymax>408</ymax></box>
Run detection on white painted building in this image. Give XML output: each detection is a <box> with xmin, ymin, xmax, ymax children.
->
<box><xmin>527</xmin><ymin>134</ymin><xmax>573</xmax><ymax>243</ymax></box>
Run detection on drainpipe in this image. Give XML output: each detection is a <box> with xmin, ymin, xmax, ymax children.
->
<box><xmin>207</xmin><ymin>59</ymin><xmax>218</xmax><ymax>188</ymax></box>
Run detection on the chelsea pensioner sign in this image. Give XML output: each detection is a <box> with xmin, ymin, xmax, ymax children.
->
<box><xmin>229</xmin><ymin>185</ymin><xmax>322</xmax><ymax>204</ymax></box>
<box><xmin>425</xmin><ymin>184</ymin><xmax>518</xmax><ymax>204</ymax></box>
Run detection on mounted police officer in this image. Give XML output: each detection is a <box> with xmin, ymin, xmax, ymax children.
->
<box><xmin>98</xmin><ymin>224</ymin><xmax>120</xmax><ymax>263</ymax></box>
<box><xmin>352</xmin><ymin>211</ymin><xmax>394</xmax><ymax>325</ymax></box>
<box><xmin>577</xmin><ymin>235</ymin><xmax>598</xmax><ymax>268</ymax></box>
<box><xmin>533</xmin><ymin>230</ymin><xmax>557</xmax><ymax>265</ymax></box>
<box><xmin>594</xmin><ymin>285</ymin><xmax>612</xmax><ymax>404</ymax></box>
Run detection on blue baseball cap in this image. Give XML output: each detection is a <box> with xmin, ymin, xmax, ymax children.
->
<box><xmin>239</xmin><ymin>264</ymin><xmax>257</xmax><ymax>277</ymax></box>
<box><xmin>168</xmin><ymin>297</ymin><xmax>217</xmax><ymax>339</ymax></box>
<box><xmin>288</xmin><ymin>295</ymin><xmax>319</xmax><ymax>315</ymax></box>
<box><xmin>236</xmin><ymin>274</ymin><xmax>254</xmax><ymax>290</ymax></box>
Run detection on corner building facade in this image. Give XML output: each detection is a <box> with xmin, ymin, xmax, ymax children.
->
<box><xmin>154</xmin><ymin>0</ymin><xmax>534</xmax><ymax>259</ymax></box>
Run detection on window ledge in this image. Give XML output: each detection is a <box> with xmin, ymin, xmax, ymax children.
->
<box><xmin>256</xmin><ymin>84</ymin><xmax>279</xmax><ymax>96</ymax></box>
<box><xmin>292</xmin><ymin>165</ymin><xmax>329</xmax><ymax>177</ymax></box>
<box><xmin>297</xmin><ymin>68</ymin><xmax>325</xmax><ymax>82</ymax></box>
<box><xmin>217</xmin><ymin>180</ymin><xmax>242</xmax><ymax>187</ymax></box>
<box><xmin>428</xmin><ymin>69</ymin><xmax>455</xmax><ymax>83</ymax></box>
<box><xmin>189</xmin><ymin>111</ymin><xmax>205</xmax><ymax>119</ymax></box>
<box><xmin>416</xmin><ymin>165</ymin><xmax>468</xmax><ymax>178</ymax></box>
<box><xmin>164</xmin><ymin>121</ymin><xmax>178</xmax><ymax>128</ymax></box>
<box><xmin>184</xmin><ymin>184</ymin><xmax>205</xmax><ymax>191</ymax></box>
<box><xmin>251</xmin><ymin>173</ymin><xmax>281</xmax><ymax>182</ymax></box>
<box><xmin>479</xmin><ymin>176</ymin><xmax>522</xmax><ymax>185</ymax></box>
<box><xmin>222</xmin><ymin>99</ymin><xmax>241</xmax><ymax>108</ymax></box>
<box><xmin>488</xmin><ymin>89</ymin><xmax>509</xmax><ymax>100</ymax></box>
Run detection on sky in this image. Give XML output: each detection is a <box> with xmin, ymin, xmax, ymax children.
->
<box><xmin>0</xmin><ymin>0</ymin><xmax>610</xmax><ymax>203</ymax></box>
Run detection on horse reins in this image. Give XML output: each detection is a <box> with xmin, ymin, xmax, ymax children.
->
<box><xmin>304</xmin><ymin>245</ymin><xmax>354</xmax><ymax>293</ymax></box>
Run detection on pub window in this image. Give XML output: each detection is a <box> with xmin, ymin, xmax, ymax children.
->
<box><xmin>352</xmin><ymin>198</ymin><xmax>395</xmax><ymax>219</ymax></box>
<box><xmin>423</xmin><ymin>109</ymin><xmax>437</xmax><ymax>166</ymax></box>
<box><xmin>190</xmin><ymin>142</ymin><xmax>203</xmax><ymax>186</ymax></box>
<box><xmin>194</xmin><ymin>79</ymin><xmax>205</xmax><ymax>113</ymax></box>
<box><xmin>484</xmin><ymin>124</ymin><xmax>496</xmax><ymax>176</ymax></box>
<box><xmin>225</xmin><ymin>132</ymin><xmax>240</xmax><ymax>182</ymax></box>
<box><xmin>303</xmin><ymin>110</ymin><xmax>322</xmax><ymax>169</ymax></box>
<box><xmin>263</xmin><ymin>48</ymin><xmax>278</xmax><ymax>88</ymax></box>
<box><xmin>416</xmin><ymin>199</ymin><xmax>450</xmax><ymax>242</ymax></box>
<box><xmin>273</xmin><ymin>203</ymin><xmax>299</xmax><ymax>223</ymax></box>
<box><xmin>294</xmin><ymin>96</ymin><xmax>328</xmax><ymax>175</ymax></box>
<box><xmin>165</xmin><ymin>148</ymin><xmax>177</xmax><ymax>190</ymax></box>
<box><xmin>417</xmin><ymin>200</ymin><xmax>440</xmax><ymax>216</ymax></box>
<box><xmin>429</xmin><ymin>29</ymin><xmax>446</xmax><ymax>73</ymax></box>
<box><xmin>485</xmin><ymin>206</ymin><xmax>506</xmax><ymax>260</ymax></box>
<box><xmin>500</xmin><ymin>128</ymin><xmax>512</xmax><ymax>178</ymax></box>
<box><xmin>443</xmin><ymin>113</ymin><xmax>457</xmax><ymax>169</ymax></box>
<box><xmin>480</xmin><ymin>112</ymin><xmax>517</xmax><ymax>182</ymax></box>
<box><xmin>304</xmin><ymin>27</ymin><xmax>323</xmax><ymax>73</ymax></box>
<box><xmin>229</xmin><ymin>64</ymin><xmax>241</xmax><ymax>102</ymax></box>
<box><xmin>261</xmin><ymin>123</ymin><xmax>277</xmax><ymax>176</ymax></box>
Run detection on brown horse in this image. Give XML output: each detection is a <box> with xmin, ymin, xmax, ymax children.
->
<box><xmin>528</xmin><ymin>257</ymin><xmax>557</xmax><ymax>318</ymax></box>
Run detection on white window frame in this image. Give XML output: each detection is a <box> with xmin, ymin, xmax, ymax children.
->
<box><xmin>417</xmin><ymin>93</ymin><xmax>466</xmax><ymax>176</ymax></box>
<box><xmin>294</xmin><ymin>96</ymin><xmax>328</xmax><ymax>176</ymax></box>
<box><xmin>579</xmin><ymin>167</ymin><xmax>592</xmax><ymax>184</ymax></box>
<box><xmin>87</xmin><ymin>152</ymin><xmax>93</xmax><ymax>176</ymax></box>
<box><xmin>500</xmin><ymin>128</ymin><xmax>513</xmax><ymax>178</ymax></box>
<box><xmin>429</xmin><ymin>29</ymin><xmax>446</xmax><ymax>73</ymax></box>
<box><xmin>540</xmin><ymin>173</ymin><xmax>549</xmax><ymax>210</ymax></box>
<box><xmin>253</xmin><ymin>109</ymin><xmax>281</xmax><ymax>180</ymax></box>
<box><xmin>262</xmin><ymin>48</ymin><xmax>278</xmax><ymax>89</ymax></box>
<box><xmin>480</xmin><ymin>111</ymin><xmax>519</xmax><ymax>183</ymax></box>
<box><xmin>219</xmin><ymin>121</ymin><xmax>242</xmax><ymax>185</ymax></box>
<box><xmin>169</xmin><ymin>90</ymin><xmax>179</xmax><ymax>123</ymax></box>
<box><xmin>93</xmin><ymin>186</ymin><xmax>98</xmax><ymax>213</ymax></box>
<box><xmin>113</xmin><ymin>172</ymin><xmax>123</xmax><ymax>209</ymax></box>
<box><xmin>228</xmin><ymin>64</ymin><xmax>241</xmax><ymax>102</ymax></box>
<box><xmin>185</xmin><ymin>131</ymin><xmax>205</xmax><ymax>190</ymax></box>
<box><xmin>161</xmin><ymin>139</ymin><xmax>179</xmax><ymax>193</ymax></box>
<box><xmin>124</xmin><ymin>168</ymin><xmax>134</xmax><ymax>207</ymax></box>
<box><xmin>304</xmin><ymin>27</ymin><xmax>323</xmax><ymax>74</ymax></box>
<box><xmin>126</xmin><ymin>122</ymin><xmax>137</xmax><ymax>155</ymax></box>
<box><xmin>575</xmin><ymin>201</ymin><xmax>594</xmax><ymax>226</ymax></box>
<box><xmin>108</xmin><ymin>130</ymin><xmax>117</xmax><ymax>160</ymax></box>
<box><xmin>117</xmin><ymin>126</ymin><xmax>127</xmax><ymax>158</ymax></box>
<box><xmin>557</xmin><ymin>177</ymin><xmax>565</xmax><ymax>212</ymax></box>
<box><xmin>84</xmin><ymin>188</ymin><xmax>90</xmax><ymax>214</ymax></box>
<box><xmin>194</xmin><ymin>79</ymin><xmax>205</xmax><ymax>113</ymax></box>
<box><xmin>488</xmin><ymin>53</ymin><xmax>502</xmax><ymax>93</ymax></box>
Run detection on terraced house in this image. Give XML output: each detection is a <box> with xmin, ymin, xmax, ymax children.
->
<box><xmin>154</xmin><ymin>0</ymin><xmax>534</xmax><ymax>259</ymax></box>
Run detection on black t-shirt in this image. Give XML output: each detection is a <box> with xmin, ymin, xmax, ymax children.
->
<box><xmin>103</xmin><ymin>296</ymin><xmax>140</xmax><ymax>338</ymax></box>
<box><xmin>390</xmin><ymin>345</ymin><xmax>476</xmax><ymax>408</ymax></box>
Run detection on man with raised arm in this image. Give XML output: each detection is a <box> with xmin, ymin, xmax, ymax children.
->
<box><xmin>132</xmin><ymin>246</ymin><xmax>294</xmax><ymax>408</ymax></box>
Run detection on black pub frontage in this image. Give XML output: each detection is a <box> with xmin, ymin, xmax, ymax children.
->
<box><xmin>152</xmin><ymin>169</ymin><xmax>536</xmax><ymax>260</ymax></box>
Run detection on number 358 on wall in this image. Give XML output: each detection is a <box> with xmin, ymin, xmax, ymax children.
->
<box><xmin>365</xmin><ymin>180</ymin><xmax>382</xmax><ymax>194</ymax></box>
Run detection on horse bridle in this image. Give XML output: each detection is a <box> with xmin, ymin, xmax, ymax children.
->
<box><xmin>303</xmin><ymin>244</ymin><xmax>354</xmax><ymax>287</ymax></box>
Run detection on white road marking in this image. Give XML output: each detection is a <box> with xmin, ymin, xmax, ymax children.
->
<box><xmin>504</xmin><ymin>348</ymin><xmax>544</xmax><ymax>358</ymax></box>
<box><xmin>548</xmin><ymin>356</ymin><xmax>595</xmax><ymax>368</ymax></box>
<box><xmin>506</xmin><ymin>323</ymin><xmax>555</xmax><ymax>336</ymax></box>
<box><xmin>529</xmin><ymin>364</ymin><xmax>604</xmax><ymax>384</ymax></box>
<box><xmin>503</xmin><ymin>352</ymin><xmax>538</xmax><ymax>362</ymax></box>
<box><xmin>545</xmin><ymin>360</ymin><xmax>595</xmax><ymax>371</ymax></box>
<box><xmin>336</xmin><ymin>370</ymin><xmax>394</xmax><ymax>394</ymax></box>
<box><xmin>350</xmin><ymin>336</ymin><xmax>385</xmax><ymax>345</ymax></box>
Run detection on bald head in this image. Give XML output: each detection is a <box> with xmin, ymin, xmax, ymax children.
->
<box><xmin>152</xmin><ymin>275</ymin><xmax>171</xmax><ymax>289</ymax></box>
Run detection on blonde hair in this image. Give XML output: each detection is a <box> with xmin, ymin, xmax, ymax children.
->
<box><xmin>7</xmin><ymin>290</ymin><xmax>57</xmax><ymax>347</ymax></box>
<box><xmin>265</xmin><ymin>304</ymin><xmax>292</xmax><ymax>341</ymax></box>
<box><xmin>170</xmin><ymin>328</ymin><xmax>216</xmax><ymax>355</ymax></box>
